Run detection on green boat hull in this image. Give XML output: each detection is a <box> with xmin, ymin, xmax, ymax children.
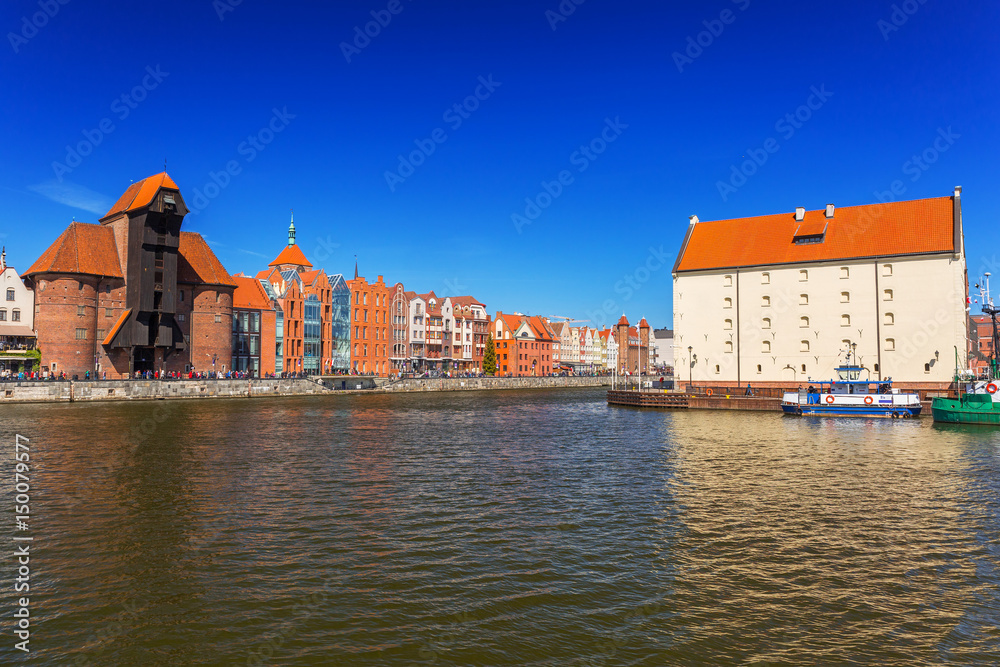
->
<box><xmin>931</xmin><ymin>394</ymin><xmax>1000</xmax><ymax>425</ymax></box>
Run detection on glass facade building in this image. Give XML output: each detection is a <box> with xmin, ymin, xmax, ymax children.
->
<box><xmin>330</xmin><ymin>274</ymin><xmax>351</xmax><ymax>373</ymax></box>
<box><xmin>232</xmin><ymin>309</ymin><xmax>261</xmax><ymax>374</ymax></box>
<box><xmin>304</xmin><ymin>294</ymin><xmax>322</xmax><ymax>375</ymax></box>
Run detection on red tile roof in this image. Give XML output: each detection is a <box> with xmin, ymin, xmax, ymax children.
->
<box><xmin>25</xmin><ymin>222</ymin><xmax>123</xmax><ymax>278</ymax></box>
<box><xmin>675</xmin><ymin>196</ymin><xmax>956</xmax><ymax>272</ymax></box>
<box><xmin>178</xmin><ymin>232</ymin><xmax>236</xmax><ymax>286</ymax></box>
<box><xmin>102</xmin><ymin>308</ymin><xmax>132</xmax><ymax>346</ymax></box>
<box><xmin>269</xmin><ymin>244</ymin><xmax>312</xmax><ymax>268</ymax></box>
<box><xmin>101</xmin><ymin>172</ymin><xmax>179</xmax><ymax>221</ymax></box>
<box><xmin>299</xmin><ymin>269</ymin><xmax>321</xmax><ymax>285</ymax></box>
<box><xmin>450</xmin><ymin>296</ymin><xmax>485</xmax><ymax>308</ymax></box>
<box><xmin>528</xmin><ymin>316</ymin><xmax>555</xmax><ymax>341</ymax></box>
<box><xmin>233</xmin><ymin>275</ymin><xmax>273</xmax><ymax>309</ymax></box>
<box><xmin>617</xmin><ymin>314</ymin><xmax>629</xmax><ymax>326</ymax></box>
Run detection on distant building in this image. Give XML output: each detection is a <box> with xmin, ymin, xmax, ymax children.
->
<box><xmin>24</xmin><ymin>173</ymin><xmax>234</xmax><ymax>378</ymax></box>
<box><xmin>347</xmin><ymin>273</ymin><xmax>403</xmax><ymax>376</ymax></box>
<box><xmin>492</xmin><ymin>312</ymin><xmax>555</xmax><ymax>377</ymax></box>
<box><xmin>614</xmin><ymin>315</ymin><xmax>651</xmax><ymax>374</ymax></box>
<box><xmin>231</xmin><ymin>274</ymin><xmax>278</xmax><ymax>375</ymax></box>
<box><xmin>450</xmin><ymin>296</ymin><xmax>490</xmax><ymax>373</ymax></box>
<box><xmin>0</xmin><ymin>247</ymin><xmax>37</xmax><ymax>375</ymax></box>
<box><xmin>651</xmin><ymin>328</ymin><xmax>674</xmax><ymax>372</ymax></box>
<box><xmin>330</xmin><ymin>274</ymin><xmax>351</xmax><ymax>373</ymax></box>
<box><xmin>672</xmin><ymin>190</ymin><xmax>967</xmax><ymax>385</ymax></box>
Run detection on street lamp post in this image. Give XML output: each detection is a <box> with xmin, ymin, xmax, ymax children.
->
<box><xmin>688</xmin><ymin>345</ymin><xmax>693</xmax><ymax>393</ymax></box>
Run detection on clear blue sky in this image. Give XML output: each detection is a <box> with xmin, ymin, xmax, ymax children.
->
<box><xmin>2</xmin><ymin>0</ymin><xmax>997</xmax><ymax>329</ymax></box>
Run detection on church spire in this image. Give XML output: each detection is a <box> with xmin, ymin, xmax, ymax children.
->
<box><xmin>0</xmin><ymin>246</ymin><xmax>5</xmax><ymax>272</ymax></box>
<box><xmin>288</xmin><ymin>209</ymin><xmax>296</xmax><ymax>246</ymax></box>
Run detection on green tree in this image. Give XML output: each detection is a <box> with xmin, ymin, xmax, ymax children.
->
<box><xmin>483</xmin><ymin>333</ymin><xmax>497</xmax><ymax>376</ymax></box>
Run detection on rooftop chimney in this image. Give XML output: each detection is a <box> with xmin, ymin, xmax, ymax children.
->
<box><xmin>795</xmin><ymin>207</ymin><xmax>805</xmax><ymax>221</ymax></box>
<box><xmin>825</xmin><ymin>204</ymin><xmax>835</xmax><ymax>218</ymax></box>
<box><xmin>689</xmin><ymin>215</ymin><xmax>699</xmax><ymax>224</ymax></box>
<box><xmin>954</xmin><ymin>185</ymin><xmax>962</xmax><ymax>197</ymax></box>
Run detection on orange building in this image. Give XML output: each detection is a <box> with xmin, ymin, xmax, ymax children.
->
<box><xmin>492</xmin><ymin>312</ymin><xmax>556</xmax><ymax>377</ymax></box>
<box><xmin>257</xmin><ymin>219</ymin><xmax>347</xmax><ymax>375</ymax></box>
<box><xmin>347</xmin><ymin>273</ymin><xmax>404</xmax><ymax>376</ymax></box>
<box><xmin>232</xmin><ymin>274</ymin><xmax>278</xmax><ymax>375</ymax></box>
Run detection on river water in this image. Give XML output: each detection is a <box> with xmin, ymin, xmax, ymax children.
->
<box><xmin>0</xmin><ymin>387</ymin><xmax>998</xmax><ymax>665</ymax></box>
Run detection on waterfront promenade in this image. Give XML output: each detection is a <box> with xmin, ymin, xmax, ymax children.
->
<box><xmin>0</xmin><ymin>375</ymin><xmax>607</xmax><ymax>403</ymax></box>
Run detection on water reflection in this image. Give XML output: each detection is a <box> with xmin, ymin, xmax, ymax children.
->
<box><xmin>0</xmin><ymin>390</ymin><xmax>997</xmax><ymax>665</ymax></box>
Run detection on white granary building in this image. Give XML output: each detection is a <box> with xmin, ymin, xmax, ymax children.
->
<box><xmin>672</xmin><ymin>188</ymin><xmax>968</xmax><ymax>387</ymax></box>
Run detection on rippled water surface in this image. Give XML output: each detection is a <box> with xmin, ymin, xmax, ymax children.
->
<box><xmin>1</xmin><ymin>387</ymin><xmax>999</xmax><ymax>665</ymax></box>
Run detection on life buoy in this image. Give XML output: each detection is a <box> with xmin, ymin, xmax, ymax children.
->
<box><xmin>988</xmin><ymin>383</ymin><xmax>998</xmax><ymax>395</ymax></box>
<box><xmin>706</xmin><ymin>388</ymin><xmax>714</xmax><ymax>396</ymax></box>
<box><xmin>825</xmin><ymin>395</ymin><xmax>835</xmax><ymax>404</ymax></box>
<box><xmin>864</xmin><ymin>396</ymin><xmax>873</xmax><ymax>405</ymax></box>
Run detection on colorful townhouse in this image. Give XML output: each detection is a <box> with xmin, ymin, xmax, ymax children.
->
<box><xmin>492</xmin><ymin>312</ymin><xmax>556</xmax><ymax>377</ymax></box>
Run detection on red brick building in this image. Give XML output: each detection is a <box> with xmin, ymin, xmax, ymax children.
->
<box><xmin>347</xmin><ymin>273</ymin><xmax>403</xmax><ymax>376</ymax></box>
<box><xmin>24</xmin><ymin>173</ymin><xmax>235</xmax><ymax>378</ymax></box>
<box><xmin>492</xmin><ymin>312</ymin><xmax>555</xmax><ymax>377</ymax></box>
<box><xmin>232</xmin><ymin>274</ymin><xmax>278</xmax><ymax>375</ymax></box>
<box><xmin>614</xmin><ymin>315</ymin><xmax>651</xmax><ymax>374</ymax></box>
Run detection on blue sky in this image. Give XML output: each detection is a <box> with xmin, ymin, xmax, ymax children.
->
<box><xmin>1</xmin><ymin>0</ymin><xmax>997</xmax><ymax>329</ymax></box>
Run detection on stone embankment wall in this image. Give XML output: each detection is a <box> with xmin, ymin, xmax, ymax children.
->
<box><xmin>383</xmin><ymin>376</ymin><xmax>608</xmax><ymax>392</ymax></box>
<box><xmin>0</xmin><ymin>376</ymin><xmax>608</xmax><ymax>403</ymax></box>
<box><xmin>0</xmin><ymin>378</ymin><xmax>330</xmax><ymax>403</ymax></box>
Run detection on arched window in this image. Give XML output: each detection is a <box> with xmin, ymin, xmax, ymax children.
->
<box><xmin>11</xmin><ymin>309</ymin><xmax>20</xmax><ymax>322</ymax></box>
<box><xmin>800</xmin><ymin>340</ymin><xmax>810</xmax><ymax>352</ymax></box>
<box><xmin>841</xmin><ymin>314</ymin><xmax>851</xmax><ymax>327</ymax></box>
<box><xmin>724</xmin><ymin>297</ymin><xmax>733</xmax><ymax>309</ymax></box>
<box><xmin>762</xmin><ymin>340</ymin><xmax>771</xmax><ymax>353</ymax></box>
<box><xmin>762</xmin><ymin>317</ymin><xmax>771</xmax><ymax>329</ymax></box>
<box><xmin>5</xmin><ymin>288</ymin><xmax>14</xmax><ymax>301</ymax></box>
<box><xmin>762</xmin><ymin>296</ymin><xmax>771</xmax><ymax>307</ymax></box>
<box><xmin>725</xmin><ymin>341</ymin><xmax>733</xmax><ymax>353</ymax></box>
<box><xmin>724</xmin><ymin>319</ymin><xmax>733</xmax><ymax>330</ymax></box>
<box><xmin>800</xmin><ymin>316</ymin><xmax>809</xmax><ymax>328</ymax></box>
<box><xmin>756</xmin><ymin>364</ymin><xmax>762</xmax><ymax>373</ymax></box>
<box><xmin>924</xmin><ymin>363</ymin><xmax>931</xmax><ymax>373</ymax></box>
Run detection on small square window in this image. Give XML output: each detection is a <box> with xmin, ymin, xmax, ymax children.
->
<box><xmin>799</xmin><ymin>270</ymin><xmax>808</xmax><ymax>282</ymax></box>
<box><xmin>840</xmin><ymin>267</ymin><xmax>849</xmax><ymax>279</ymax></box>
<box><xmin>761</xmin><ymin>273</ymin><xmax>770</xmax><ymax>285</ymax></box>
<box><xmin>841</xmin><ymin>292</ymin><xmax>850</xmax><ymax>303</ymax></box>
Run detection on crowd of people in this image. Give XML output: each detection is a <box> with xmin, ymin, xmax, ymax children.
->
<box><xmin>0</xmin><ymin>369</ymin><xmax>319</xmax><ymax>381</ymax></box>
